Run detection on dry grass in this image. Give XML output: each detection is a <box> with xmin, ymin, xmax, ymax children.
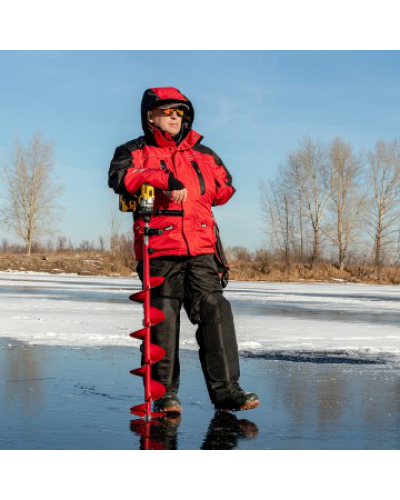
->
<box><xmin>1</xmin><ymin>252</ymin><xmax>400</xmax><ymax>284</ymax></box>
<box><xmin>0</xmin><ymin>251</ymin><xmax>137</xmax><ymax>277</ymax></box>
<box><xmin>228</xmin><ymin>259</ymin><xmax>400</xmax><ymax>284</ymax></box>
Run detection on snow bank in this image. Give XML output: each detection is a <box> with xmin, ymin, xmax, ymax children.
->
<box><xmin>1</xmin><ymin>272</ymin><xmax>400</xmax><ymax>360</ymax></box>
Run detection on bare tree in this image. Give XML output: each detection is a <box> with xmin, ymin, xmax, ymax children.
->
<box><xmin>110</xmin><ymin>204</ymin><xmax>121</xmax><ymax>256</ymax></box>
<box><xmin>46</xmin><ymin>239</ymin><xmax>54</xmax><ymax>253</ymax></box>
<box><xmin>285</xmin><ymin>138</ymin><xmax>332</xmax><ymax>264</ymax></box>
<box><xmin>280</xmin><ymin>161</ymin><xmax>306</xmax><ymax>261</ymax></box>
<box><xmin>325</xmin><ymin>138</ymin><xmax>366</xmax><ymax>270</ymax></box>
<box><xmin>367</xmin><ymin>140</ymin><xmax>400</xmax><ymax>278</ymax></box>
<box><xmin>57</xmin><ymin>235</ymin><xmax>68</xmax><ymax>252</ymax></box>
<box><xmin>79</xmin><ymin>240</ymin><xmax>94</xmax><ymax>252</ymax></box>
<box><xmin>260</xmin><ymin>178</ymin><xmax>295</xmax><ymax>266</ymax></box>
<box><xmin>98</xmin><ymin>235</ymin><xmax>105</xmax><ymax>252</ymax></box>
<box><xmin>1</xmin><ymin>238</ymin><xmax>9</xmax><ymax>253</ymax></box>
<box><xmin>0</xmin><ymin>132</ymin><xmax>62</xmax><ymax>255</ymax></box>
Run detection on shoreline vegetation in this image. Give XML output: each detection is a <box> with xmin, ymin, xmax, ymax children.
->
<box><xmin>2</xmin><ymin>249</ymin><xmax>400</xmax><ymax>284</ymax></box>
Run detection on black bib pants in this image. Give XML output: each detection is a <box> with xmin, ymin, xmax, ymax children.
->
<box><xmin>137</xmin><ymin>254</ymin><xmax>241</xmax><ymax>404</ymax></box>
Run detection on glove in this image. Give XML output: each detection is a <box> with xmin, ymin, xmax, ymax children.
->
<box><xmin>168</xmin><ymin>173</ymin><xmax>185</xmax><ymax>191</ymax></box>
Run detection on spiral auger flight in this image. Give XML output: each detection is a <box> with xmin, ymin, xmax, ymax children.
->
<box><xmin>126</xmin><ymin>183</ymin><xmax>184</xmax><ymax>423</ymax></box>
<box><xmin>129</xmin><ymin>274</ymin><xmax>166</xmax><ymax>420</ymax></box>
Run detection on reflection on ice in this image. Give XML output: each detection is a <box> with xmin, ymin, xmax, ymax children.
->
<box><xmin>201</xmin><ymin>412</ymin><xmax>259</xmax><ymax>450</ymax></box>
<box><xmin>2</xmin><ymin>339</ymin><xmax>400</xmax><ymax>449</ymax></box>
<box><xmin>240</xmin><ymin>349</ymin><xmax>391</xmax><ymax>364</ymax></box>
<box><xmin>129</xmin><ymin>412</ymin><xmax>259</xmax><ymax>450</ymax></box>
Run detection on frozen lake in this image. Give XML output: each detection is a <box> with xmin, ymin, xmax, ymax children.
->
<box><xmin>2</xmin><ymin>271</ymin><xmax>400</xmax><ymax>449</ymax></box>
<box><xmin>1</xmin><ymin>271</ymin><xmax>400</xmax><ymax>364</ymax></box>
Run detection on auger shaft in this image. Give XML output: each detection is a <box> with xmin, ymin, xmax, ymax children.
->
<box><xmin>143</xmin><ymin>220</ymin><xmax>152</xmax><ymax>418</ymax></box>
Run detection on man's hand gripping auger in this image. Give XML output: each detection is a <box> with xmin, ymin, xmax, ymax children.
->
<box><xmin>125</xmin><ymin>184</ymin><xmax>184</xmax><ymax>422</ymax></box>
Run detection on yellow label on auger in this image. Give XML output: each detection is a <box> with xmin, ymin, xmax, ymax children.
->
<box><xmin>119</xmin><ymin>194</ymin><xmax>137</xmax><ymax>212</ymax></box>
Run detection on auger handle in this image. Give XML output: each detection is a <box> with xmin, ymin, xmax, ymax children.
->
<box><xmin>137</xmin><ymin>210</ymin><xmax>184</xmax><ymax>217</ymax></box>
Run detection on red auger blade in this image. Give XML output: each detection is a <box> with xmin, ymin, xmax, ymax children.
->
<box><xmin>129</xmin><ymin>290</ymin><xmax>145</xmax><ymax>303</ymax></box>
<box><xmin>149</xmin><ymin>276</ymin><xmax>165</xmax><ymax>288</ymax></box>
<box><xmin>130</xmin><ymin>403</ymin><xmax>148</xmax><ymax>417</ymax></box>
<box><xmin>130</xmin><ymin>366</ymin><xmax>147</xmax><ymax>377</ymax></box>
<box><xmin>149</xmin><ymin>306</ymin><xmax>165</xmax><ymax>325</ymax></box>
<box><xmin>150</xmin><ymin>379</ymin><xmax>166</xmax><ymax>400</ymax></box>
<box><xmin>129</xmin><ymin>277</ymin><xmax>164</xmax><ymax>303</ymax></box>
<box><xmin>130</xmin><ymin>406</ymin><xmax>165</xmax><ymax>420</ymax></box>
<box><xmin>129</xmin><ymin>327</ymin><xmax>146</xmax><ymax>340</ymax></box>
<box><xmin>149</xmin><ymin>344</ymin><xmax>166</xmax><ymax>364</ymax></box>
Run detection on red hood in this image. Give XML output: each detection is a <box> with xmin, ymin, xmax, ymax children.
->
<box><xmin>140</xmin><ymin>87</ymin><xmax>195</xmax><ymax>139</ymax></box>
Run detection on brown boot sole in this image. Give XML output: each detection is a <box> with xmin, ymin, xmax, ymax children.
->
<box><xmin>238</xmin><ymin>399</ymin><xmax>260</xmax><ymax>411</ymax></box>
<box><xmin>217</xmin><ymin>399</ymin><xmax>260</xmax><ymax>412</ymax></box>
<box><xmin>160</xmin><ymin>406</ymin><xmax>182</xmax><ymax>415</ymax></box>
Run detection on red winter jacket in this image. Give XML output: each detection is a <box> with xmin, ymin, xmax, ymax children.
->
<box><xmin>108</xmin><ymin>87</ymin><xmax>235</xmax><ymax>260</ymax></box>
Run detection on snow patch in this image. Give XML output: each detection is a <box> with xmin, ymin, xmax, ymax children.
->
<box><xmin>1</xmin><ymin>272</ymin><xmax>400</xmax><ymax>358</ymax></box>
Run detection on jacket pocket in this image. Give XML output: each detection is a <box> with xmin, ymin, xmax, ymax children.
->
<box><xmin>191</xmin><ymin>161</ymin><xmax>205</xmax><ymax>196</ymax></box>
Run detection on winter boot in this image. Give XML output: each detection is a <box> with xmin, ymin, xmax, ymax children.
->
<box><xmin>153</xmin><ymin>392</ymin><xmax>182</xmax><ymax>414</ymax></box>
<box><xmin>214</xmin><ymin>389</ymin><xmax>260</xmax><ymax>412</ymax></box>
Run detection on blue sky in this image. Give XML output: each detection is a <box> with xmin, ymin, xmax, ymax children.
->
<box><xmin>1</xmin><ymin>51</ymin><xmax>400</xmax><ymax>250</ymax></box>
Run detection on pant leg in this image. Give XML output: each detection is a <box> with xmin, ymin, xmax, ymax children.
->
<box><xmin>137</xmin><ymin>257</ymin><xmax>187</xmax><ymax>394</ymax></box>
<box><xmin>184</xmin><ymin>254</ymin><xmax>241</xmax><ymax>403</ymax></box>
<box><xmin>148</xmin><ymin>296</ymin><xmax>181</xmax><ymax>393</ymax></box>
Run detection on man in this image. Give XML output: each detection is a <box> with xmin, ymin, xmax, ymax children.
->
<box><xmin>108</xmin><ymin>87</ymin><xmax>259</xmax><ymax>413</ymax></box>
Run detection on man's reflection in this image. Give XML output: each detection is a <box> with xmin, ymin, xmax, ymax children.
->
<box><xmin>201</xmin><ymin>412</ymin><xmax>259</xmax><ymax>450</ymax></box>
<box><xmin>130</xmin><ymin>412</ymin><xmax>258</xmax><ymax>450</ymax></box>
<box><xmin>130</xmin><ymin>416</ymin><xmax>181</xmax><ymax>450</ymax></box>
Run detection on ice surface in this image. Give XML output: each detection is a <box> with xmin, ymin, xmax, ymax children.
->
<box><xmin>1</xmin><ymin>271</ymin><xmax>400</xmax><ymax>361</ymax></box>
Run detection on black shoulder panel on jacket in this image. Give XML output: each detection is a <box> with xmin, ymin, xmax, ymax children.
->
<box><xmin>192</xmin><ymin>143</ymin><xmax>233</xmax><ymax>185</ymax></box>
<box><xmin>121</xmin><ymin>136</ymin><xmax>146</xmax><ymax>153</ymax></box>
<box><xmin>108</xmin><ymin>137</ymin><xmax>146</xmax><ymax>195</ymax></box>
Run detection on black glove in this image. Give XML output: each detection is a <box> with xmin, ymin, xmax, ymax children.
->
<box><xmin>168</xmin><ymin>173</ymin><xmax>185</xmax><ymax>191</ymax></box>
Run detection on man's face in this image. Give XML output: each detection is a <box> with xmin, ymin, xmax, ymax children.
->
<box><xmin>149</xmin><ymin>107</ymin><xmax>184</xmax><ymax>137</ymax></box>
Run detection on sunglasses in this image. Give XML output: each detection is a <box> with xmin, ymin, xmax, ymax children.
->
<box><xmin>160</xmin><ymin>107</ymin><xmax>186</xmax><ymax>117</ymax></box>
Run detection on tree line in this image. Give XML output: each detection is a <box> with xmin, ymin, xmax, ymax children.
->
<box><xmin>0</xmin><ymin>235</ymin><xmax>113</xmax><ymax>254</ymax></box>
<box><xmin>260</xmin><ymin>136</ymin><xmax>400</xmax><ymax>278</ymax></box>
<box><xmin>3</xmin><ymin>132</ymin><xmax>400</xmax><ymax>283</ymax></box>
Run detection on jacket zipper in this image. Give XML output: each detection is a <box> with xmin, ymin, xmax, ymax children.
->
<box><xmin>191</xmin><ymin>161</ymin><xmax>205</xmax><ymax>195</ymax></box>
<box><xmin>171</xmin><ymin>150</ymin><xmax>191</xmax><ymax>255</ymax></box>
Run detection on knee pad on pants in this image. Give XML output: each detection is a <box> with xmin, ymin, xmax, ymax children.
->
<box><xmin>197</xmin><ymin>292</ymin><xmax>240</xmax><ymax>384</ymax></box>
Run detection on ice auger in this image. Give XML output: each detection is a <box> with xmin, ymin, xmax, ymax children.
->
<box><xmin>128</xmin><ymin>184</ymin><xmax>183</xmax><ymax>421</ymax></box>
